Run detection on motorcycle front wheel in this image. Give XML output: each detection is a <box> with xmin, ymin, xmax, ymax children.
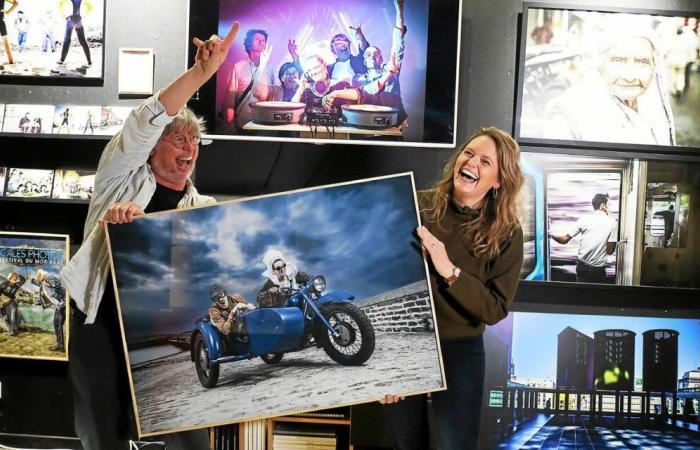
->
<box><xmin>318</xmin><ymin>303</ymin><xmax>375</xmax><ymax>365</ymax></box>
<box><xmin>194</xmin><ymin>333</ymin><xmax>219</xmax><ymax>388</ymax></box>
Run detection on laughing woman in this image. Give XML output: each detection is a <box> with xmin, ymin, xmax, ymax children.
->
<box><xmin>382</xmin><ymin>127</ymin><xmax>524</xmax><ymax>449</ymax></box>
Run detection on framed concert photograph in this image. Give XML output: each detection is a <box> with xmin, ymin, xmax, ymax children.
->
<box><xmin>0</xmin><ymin>0</ymin><xmax>105</xmax><ymax>84</ymax></box>
<box><xmin>187</xmin><ymin>0</ymin><xmax>462</xmax><ymax>147</ymax></box>
<box><xmin>106</xmin><ymin>173</ymin><xmax>445</xmax><ymax>436</ymax></box>
<box><xmin>515</xmin><ymin>3</ymin><xmax>700</xmax><ymax>154</ymax></box>
<box><xmin>0</xmin><ymin>231</ymin><xmax>70</xmax><ymax>361</ymax></box>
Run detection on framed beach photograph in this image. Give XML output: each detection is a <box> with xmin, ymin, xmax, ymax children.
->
<box><xmin>106</xmin><ymin>173</ymin><xmax>445</xmax><ymax>437</ymax></box>
<box><xmin>95</xmin><ymin>105</ymin><xmax>132</xmax><ymax>135</ymax></box>
<box><xmin>0</xmin><ymin>231</ymin><xmax>70</xmax><ymax>361</ymax></box>
<box><xmin>0</xmin><ymin>0</ymin><xmax>105</xmax><ymax>84</ymax></box>
<box><xmin>52</xmin><ymin>105</ymin><xmax>102</xmax><ymax>135</ymax></box>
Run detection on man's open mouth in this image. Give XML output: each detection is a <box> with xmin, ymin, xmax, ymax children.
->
<box><xmin>176</xmin><ymin>156</ymin><xmax>193</xmax><ymax>169</ymax></box>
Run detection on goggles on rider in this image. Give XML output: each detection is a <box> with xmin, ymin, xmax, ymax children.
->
<box><xmin>272</xmin><ymin>263</ymin><xmax>286</xmax><ymax>271</ymax></box>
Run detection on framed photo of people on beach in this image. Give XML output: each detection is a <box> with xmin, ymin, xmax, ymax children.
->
<box><xmin>0</xmin><ymin>231</ymin><xmax>70</xmax><ymax>361</ymax></box>
<box><xmin>0</xmin><ymin>0</ymin><xmax>105</xmax><ymax>84</ymax></box>
<box><xmin>187</xmin><ymin>0</ymin><xmax>462</xmax><ymax>147</ymax></box>
<box><xmin>515</xmin><ymin>3</ymin><xmax>700</xmax><ymax>154</ymax></box>
<box><xmin>106</xmin><ymin>173</ymin><xmax>446</xmax><ymax>437</ymax></box>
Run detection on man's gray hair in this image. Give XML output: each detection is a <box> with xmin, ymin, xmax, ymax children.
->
<box><xmin>162</xmin><ymin>106</ymin><xmax>206</xmax><ymax>137</ymax></box>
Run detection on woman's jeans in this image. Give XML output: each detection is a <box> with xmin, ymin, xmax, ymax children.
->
<box><xmin>383</xmin><ymin>335</ymin><xmax>486</xmax><ymax>449</ymax></box>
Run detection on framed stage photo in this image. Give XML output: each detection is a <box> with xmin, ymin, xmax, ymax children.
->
<box><xmin>0</xmin><ymin>231</ymin><xmax>70</xmax><ymax>361</ymax></box>
<box><xmin>106</xmin><ymin>173</ymin><xmax>445</xmax><ymax>437</ymax></box>
<box><xmin>515</xmin><ymin>3</ymin><xmax>700</xmax><ymax>154</ymax></box>
<box><xmin>188</xmin><ymin>0</ymin><xmax>462</xmax><ymax>148</ymax></box>
<box><xmin>0</xmin><ymin>0</ymin><xmax>105</xmax><ymax>84</ymax></box>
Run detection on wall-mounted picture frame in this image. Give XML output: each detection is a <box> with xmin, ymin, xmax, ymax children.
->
<box><xmin>480</xmin><ymin>308</ymin><xmax>700</xmax><ymax>449</ymax></box>
<box><xmin>515</xmin><ymin>3</ymin><xmax>700</xmax><ymax>155</ymax></box>
<box><xmin>187</xmin><ymin>0</ymin><xmax>462</xmax><ymax>148</ymax></box>
<box><xmin>4</xmin><ymin>168</ymin><xmax>54</xmax><ymax>198</ymax></box>
<box><xmin>0</xmin><ymin>231</ymin><xmax>70</xmax><ymax>361</ymax></box>
<box><xmin>518</xmin><ymin>151</ymin><xmax>700</xmax><ymax>290</ymax></box>
<box><xmin>96</xmin><ymin>105</ymin><xmax>132</xmax><ymax>136</ymax></box>
<box><xmin>51</xmin><ymin>169</ymin><xmax>95</xmax><ymax>200</ymax></box>
<box><xmin>1</xmin><ymin>104</ymin><xmax>55</xmax><ymax>134</ymax></box>
<box><xmin>118</xmin><ymin>48</ymin><xmax>155</xmax><ymax>98</ymax></box>
<box><xmin>106</xmin><ymin>173</ymin><xmax>446</xmax><ymax>437</ymax></box>
<box><xmin>52</xmin><ymin>104</ymin><xmax>102</xmax><ymax>135</ymax></box>
<box><xmin>0</xmin><ymin>0</ymin><xmax>105</xmax><ymax>85</ymax></box>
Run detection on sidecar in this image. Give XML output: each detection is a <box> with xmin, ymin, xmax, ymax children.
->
<box><xmin>190</xmin><ymin>306</ymin><xmax>305</xmax><ymax>388</ymax></box>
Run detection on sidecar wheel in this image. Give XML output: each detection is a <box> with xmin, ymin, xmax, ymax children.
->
<box><xmin>319</xmin><ymin>303</ymin><xmax>375</xmax><ymax>366</ymax></box>
<box><xmin>194</xmin><ymin>334</ymin><xmax>219</xmax><ymax>388</ymax></box>
<box><xmin>260</xmin><ymin>352</ymin><xmax>284</xmax><ymax>364</ymax></box>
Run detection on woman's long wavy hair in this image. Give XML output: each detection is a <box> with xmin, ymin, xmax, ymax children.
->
<box><xmin>423</xmin><ymin>127</ymin><xmax>523</xmax><ymax>260</ymax></box>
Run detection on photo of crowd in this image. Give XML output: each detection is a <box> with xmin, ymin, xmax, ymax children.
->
<box><xmin>213</xmin><ymin>0</ymin><xmax>429</xmax><ymax>143</ymax></box>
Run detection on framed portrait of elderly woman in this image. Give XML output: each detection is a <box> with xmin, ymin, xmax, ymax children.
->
<box><xmin>0</xmin><ymin>0</ymin><xmax>105</xmax><ymax>84</ymax></box>
<box><xmin>0</xmin><ymin>231</ymin><xmax>70</xmax><ymax>361</ymax></box>
<box><xmin>106</xmin><ymin>173</ymin><xmax>445</xmax><ymax>437</ymax></box>
<box><xmin>515</xmin><ymin>3</ymin><xmax>700</xmax><ymax>154</ymax></box>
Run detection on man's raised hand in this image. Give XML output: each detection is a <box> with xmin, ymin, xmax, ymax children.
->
<box><xmin>192</xmin><ymin>21</ymin><xmax>240</xmax><ymax>79</ymax></box>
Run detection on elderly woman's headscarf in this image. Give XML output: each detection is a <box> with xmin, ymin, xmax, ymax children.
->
<box><xmin>593</xmin><ymin>14</ymin><xmax>676</xmax><ymax>145</ymax></box>
<box><xmin>261</xmin><ymin>248</ymin><xmax>299</xmax><ymax>287</ymax></box>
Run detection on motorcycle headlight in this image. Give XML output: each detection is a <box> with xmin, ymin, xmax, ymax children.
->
<box><xmin>312</xmin><ymin>276</ymin><xmax>326</xmax><ymax>293</ymax></box>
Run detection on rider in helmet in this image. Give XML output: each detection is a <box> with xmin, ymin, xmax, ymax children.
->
<box><xmin>208</xmin><ymin>284</ymin><xmax>255</xmax><ymax>336</ymax></box>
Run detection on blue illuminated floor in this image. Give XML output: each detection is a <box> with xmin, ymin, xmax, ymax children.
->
<box><xmin>497</xmin><ymin>415</ymin><xmax>700</xmax><ymax>449</ymax></box>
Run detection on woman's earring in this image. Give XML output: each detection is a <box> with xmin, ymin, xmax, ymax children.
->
<box><xmin>492</xmin><ymin>187</ymin><xmax>499</xmax><ymax>199</ymax></box>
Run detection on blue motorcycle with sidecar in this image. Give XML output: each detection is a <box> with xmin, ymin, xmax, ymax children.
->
<box><xmin>190</xmin><ymin>275</ymin><xmax>375</xmax><ymax>388</ymax></box>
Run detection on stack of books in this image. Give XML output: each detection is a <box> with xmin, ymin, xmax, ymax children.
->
<box><xmin>273</xmin><ymin>422</ymin><xmax>337</xmax><ymax>450</ymax></box>
<box><xmin>213</xmin><ymin>423</ymin><xmax>239</xmax><ymax>450</ymax></box>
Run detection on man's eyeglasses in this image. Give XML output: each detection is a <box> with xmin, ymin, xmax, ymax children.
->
<box><xmin>272</xmin><ymin>264</ymin><xmax>286</xmax><ymax>271</ymax></box>
<box><xmin>161</xmin><ymin>134</ymin><xmax>201</xmax><ymax>148</ymax></box>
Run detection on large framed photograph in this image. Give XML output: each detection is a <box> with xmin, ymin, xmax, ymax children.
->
<box><xmin>106</xmin><ymin>173</ymin><xmax>445</xmax><ymax>436</ymax></box>
<box><xmin>515</xmin><ymin>3</ymin><xmax>700</xmax><ymax>153</ymax></box>
<box><xmin>188</xmin><ymin>0</ymin><xmax>462</xmax><ymax>147</ymax></box>
<box><xmin>480</xmin><ymin>309</ymin><xmax>700</xmax><ymax>449</ymax></box>
<box><xmin>0</xmin><ymin>231</ymin><xmax>70</xmax><ymax>360</ymax></box>
<box><xmin>518</xmin><ymin>151</ymin><xmax>700</xmax><ymax>290</ymax></box>
<box><xmin>0</xmin><ymin>0</ymin><xmax>105</xmax><ymax>84</ymax></box>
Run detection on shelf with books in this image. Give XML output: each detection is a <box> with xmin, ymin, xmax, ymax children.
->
<box><xmin>267</xmin><ymin>408</ymin><xmax>352</xmax><ymax>450</ymax></box>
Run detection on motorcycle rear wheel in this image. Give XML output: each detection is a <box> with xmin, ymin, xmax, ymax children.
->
<box><xmin>319</xmin><ymin>303</ymin><xmax>375</xmax><ymax>365</ymax></box>
<box><xmin>194</xmin><ymin>333</ymin><xmax>220</xmax><ymax>388</ymax></box>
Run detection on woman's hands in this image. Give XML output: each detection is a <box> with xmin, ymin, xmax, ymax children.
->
<box><xmin>417</xmin><ymin>226</ymin><xmax>455</xmax><ymax>279</ymax></box>
<box><xmin>379</xmin><ymin>394</ymin><xmax>405</xmax><ymax>405</ymax></box>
